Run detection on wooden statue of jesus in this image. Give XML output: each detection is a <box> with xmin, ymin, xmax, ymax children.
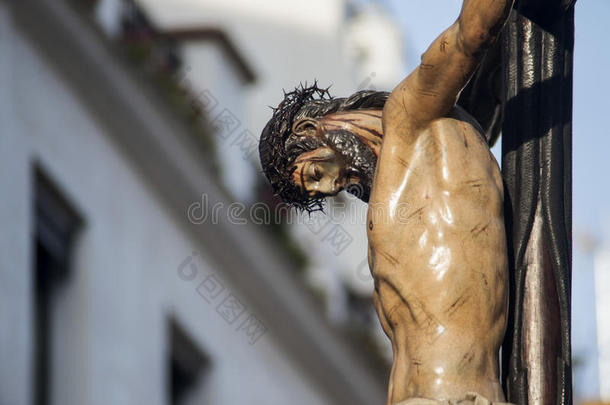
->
<box><xmin>259</xmin><ymin>0</ymin><xmax>515</xmax><ymax>403</ymax></box>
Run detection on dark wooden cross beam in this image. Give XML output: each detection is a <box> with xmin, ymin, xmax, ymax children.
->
<box><xmin>500</xmin><ymin>1</ymin><xmax>575</xmax><ymax>404</ymax></box>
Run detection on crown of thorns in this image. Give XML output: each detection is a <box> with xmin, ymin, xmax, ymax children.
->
<box><xmin>259</xmin><ymin>82</ymin><xmax>332</xmax><ymax>212</ymax></box>
<box><xmin>259</xmin><ymin>82</ymin><xmax>389</xmax><ymax>212</ymax></box>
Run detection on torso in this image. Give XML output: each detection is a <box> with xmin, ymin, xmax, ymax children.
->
<box><xmin>367</xmin><ymin>107</ymin><xmax>508</xmax><ymax>403</ymax></box>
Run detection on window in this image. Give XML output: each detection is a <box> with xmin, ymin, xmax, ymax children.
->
<box><xmin>32</xmin><ymin>169</ymin><xmax>81</xmax><ymax>405</ymax></box>
<box><xmin>168</xmin><ymin>319</ymin><xmax>210</xmax><ymax>405</ymax></box>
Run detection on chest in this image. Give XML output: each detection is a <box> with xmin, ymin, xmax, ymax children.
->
<box><xmin>366</xmin><ymin>123</ymin><xmax>500</xmax><ymax>252</ymax></box>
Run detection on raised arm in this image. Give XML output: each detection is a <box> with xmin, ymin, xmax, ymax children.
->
<box><xmin>384</xmin><ymin>0</ymin><xmax>513</xmax><ymax>131</ymax></box>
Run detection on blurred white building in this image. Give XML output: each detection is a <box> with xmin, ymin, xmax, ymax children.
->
<box><xmin>0</xmin><ymin>0</ymin><xmax>387</xmax><ymax>404</ymax></box>
<box><xmin>344</xmin><ymin>2</ymin><xmax>406</xmax><ymax>91</ymax></box>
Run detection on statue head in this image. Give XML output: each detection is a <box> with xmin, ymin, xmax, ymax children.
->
<box><xmin>259</xmin><ymin>83</ymin><xmax>388</xmax><ymax>211</ymax></box>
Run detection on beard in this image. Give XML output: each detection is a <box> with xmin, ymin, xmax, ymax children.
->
<box><xmin>323</xmin><ymin>129</ymin><xmax>377</xmax><ymax>203</ymax></box>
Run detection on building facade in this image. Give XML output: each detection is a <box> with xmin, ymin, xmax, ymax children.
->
<box><xmin>0</xmin><ymin>0</ymin><xmax>387</xmax><ymax>404</ymax></box>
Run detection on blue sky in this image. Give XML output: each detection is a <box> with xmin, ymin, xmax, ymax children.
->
<box><xmin>385</xmin><ymin>0</ymin><xmax>610</xmax><ymax>241</ymax></box>
<box><xmin>384</xmin><ymin>0</ymin><xmax>610</xmax><ymax>399</ymax></box>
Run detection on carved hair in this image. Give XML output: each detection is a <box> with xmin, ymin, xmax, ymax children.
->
<box><xmin>259</xmin><ymin>82</ymin><xmax>388</xmax><ymax>211</ymax></box>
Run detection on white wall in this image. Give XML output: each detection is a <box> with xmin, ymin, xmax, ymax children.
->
<box><xmin>0</xmin><ymin>12</ymin><xmax>332</xmax><ymax>405</ymax></box>
<box><xmin>344</xmin><ymin>4</ymin><xmax>405</xmax><ymax>91</ymax></box>
<box><xmin>0</xmin><ymin>6</ymin><xmax>34</xmax><ymax>404</ymax></box>
<box><xmin>180</xmin><ymin>41</ymin><xmax>255</xmax><ymax>202</ymax></box>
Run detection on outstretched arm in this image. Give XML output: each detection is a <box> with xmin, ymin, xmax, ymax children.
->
<box><xmin>384</xmin><ymin>0</ymin><xmax>513</xmax><ymax>131</ymax></box>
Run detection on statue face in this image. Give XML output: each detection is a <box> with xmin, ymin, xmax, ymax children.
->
<box><xmin>289</xmin><ymin>110</ymin><xmax>383</xmax><ymax>199</ymax></box>
<box><xmin>291</xmin><ymin>146</ymin><xmax>352</xmax><ymax>198</ymax></box>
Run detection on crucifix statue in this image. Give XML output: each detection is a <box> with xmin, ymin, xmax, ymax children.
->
<box><xmin>258</xmin><ymin>0</ymin><xmax>574</xmax><ymax>403</ymax></box>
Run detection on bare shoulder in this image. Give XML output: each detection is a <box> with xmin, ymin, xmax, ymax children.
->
<box><xmin>430</xmin><ymin>109</ymin><xmax>504</xmax><ymax>206</ymax></box>
<box><xmin>381</xmin><ymin>105</ymin><xmax>487</xmax><ymax>160</ymax></box>
<box><xmin>372</xmin><ymin>105</ymin><xmax>502</xmax><ymax>205</ymax></box>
